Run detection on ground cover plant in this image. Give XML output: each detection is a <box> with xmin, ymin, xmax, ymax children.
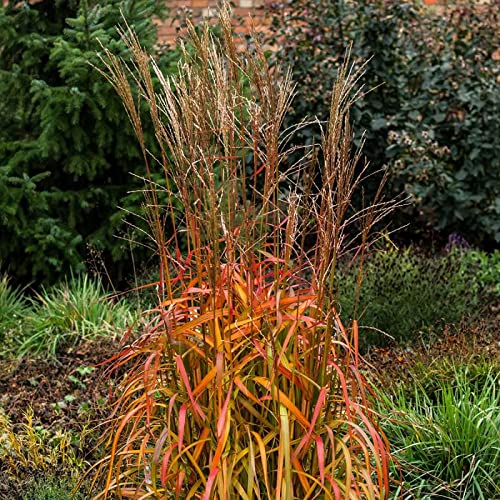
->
<box><xmin>0</xmin><ymin>334</ymin><xmax>123</xmax><ymax>499</ymax></box>
<box><xmin>1</xmin><ymin>274</ymin><xmax>135</xmax><ymax>358</ymax></box>
<box><xmin>366</xmin><ymin>314</ymin><xmax>500</xmax><ymax>499</ymax></box>
<box><xmin>0</xmin><ymin>408</ymin><xmax>87</xmax><ymax>497</ymax></box>
<box><xmin>21</xmin><ymin>477</ymin><xmax>87</xmax><ymax>500</ymax></box>
<box><xmin>83</xmin><ymin>3</ymin><xmax>406</xmax><ymax>497</ymax></box>
<box><xmin>336</xmin><ymin>247</ymin><xmax>500</xmax><ymax>347</ymax></box>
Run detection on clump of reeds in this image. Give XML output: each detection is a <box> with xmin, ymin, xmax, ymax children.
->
<box><xmin>90</xmin><ymin>3</ymin><xmax>399</xmax><ymax>497</ymax></box>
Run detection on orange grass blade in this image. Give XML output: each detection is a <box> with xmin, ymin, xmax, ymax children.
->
<box><xmin>314</xmin><ymin>435</ymin><xmax>326</xmax><ymax>484</ymax></box>
<box><xmin>324</xmin><ymin>475</ymin><xmax>342</xmax><ymax>500</ymax></box>
<box><xmin>212</xmin><ymin>384</ymin><xmax>233</xmax><ymax>469</ymax></box>
<box><xmin>193</xmin><ymin>426</ymin><xmax>210</xmax><ymax>462</ymax></box>
<box><xmin>246</xmin><ymin>433</ymin><xmax>258</xmax><ymax>499</ymax></box>
<box><xmin>352</xmin><ymin>319</ymin><xmax>360</xmax><ymax>369</ymax></box>
<box><xmin>192</xmin><ymin>366</ymin><xmax>217</xmax><ymax>397</ymax></box>
<box><xmin>353</xmin><ymin>406</ymin><xmax>390</xmax><ymax>498</ymax></box>
<box><xmin>251</xmin><ymin>431</ymin><xmax>273</xmax><ymax>498</ymax></box>
<box><xmin>176</xmin><ymin>470</ymin><xmax>186</xmax><ymax>498</ymax></box>
<box><xmin>160</xmin><ymin>443</ymin><xmax>175</xmax><ymax>487</ymax></box>
<box><xmin>177</xmin><ymin>404</ymin><xmax>188</xmax><ymax>453</ymax></box>
<box><xmin>279</xmin><ymin>403</ymin><xmax>293</xmax><ymax>500</ymax></box>
<box><xmin>254</xmin><ymin>376</ymin><xmax>310</xmax><ymax>429</ymax></box>
<box><xmin>105</xmin><ymin>402</ymin><xmax>148</xmax><ymax>493</ymax></box>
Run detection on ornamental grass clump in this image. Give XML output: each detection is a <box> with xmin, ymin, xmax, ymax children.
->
<box><xmin>90</xmin><ymin>4</ymin><xmax>399</xmax><ymax>498</ymax></box>
<box><xmin>381</xmin><ymin>368</ymin><xmax>500</xmax><ymax>499</ymax></box>
<box><xmin>18</xmin><ymin>274</ymin><xmax>133</xmax><ymax>357</ymax></box>
<box><xmin>0</xmin><ymin>274</ymin><xmax>28</xmax><ymax>354</ymax></box>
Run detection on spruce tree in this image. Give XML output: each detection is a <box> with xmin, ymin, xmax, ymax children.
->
<box><xmin>0</xmin><ymin>0</ymin><xmax>178</xmax><ymax>285</ymax></box>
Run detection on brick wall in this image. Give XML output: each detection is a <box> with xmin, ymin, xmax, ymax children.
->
<box><xmin>157</xmin><ymin>0</ymin><xmax>493</xmax><ymax>43</ymax></box>
<box><xmin>157</xmin><ymin>0</ymin><xmax>272</xmax><ymax>42</ymax></box>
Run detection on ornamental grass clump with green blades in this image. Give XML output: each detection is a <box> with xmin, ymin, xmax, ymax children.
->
<box><xmin>0</xmin><ymin>274</ymin><xmax>28</xmax><ymax>353</ymax></box>
<box><xmin>89</xmin><ymin>5</ymin><xmax>400</xmax><ymax>498</ymax></box>
<box><xmin>19</xmin><ymin>274</ymin><xmax>133</xmax><ymax>357</ymax></box>
<box><xmin>381</xmin><ymin>367</ymin><xmax>500</xmax><ymax>499</ymax></box>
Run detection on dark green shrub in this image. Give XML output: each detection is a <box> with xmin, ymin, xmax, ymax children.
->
<box><xmin>386</xmin><ymin>6</ymin><xmax>500</xmax><ymax>245</ymax></box>
<box><xmin>266</xmin><ymin>1</ymin><xmax>500</xmax><ymax>246</ymax></box>
<box><xmin>337</xmin><ymin>248</ymin><xmax>499</xmax><ymax>347</ymax></box>
<box><xmin>0</xmin><ymin>0</ymin><xmax>181</xmax><ymax>285</ymax></box>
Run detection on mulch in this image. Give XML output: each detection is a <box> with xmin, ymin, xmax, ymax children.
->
<box><xmin>0</xmin><ymin>337</ymin><xmax>126</xmax><ymax>498</ymax></box>
<box><xmin>364</xmin><ymin>316</ymin><xmax>500</xmax><ymax>389</ymax></box>
<box><xmin>0</xmin><ymin>338</ymin><xmax>120</xmax><ymax>431</ymax></box>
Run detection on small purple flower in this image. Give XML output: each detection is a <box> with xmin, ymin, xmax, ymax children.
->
<box><xmin>445</xmin><ymin>233</ymin><xmax>470</xmax><ymax>251</ymax></box>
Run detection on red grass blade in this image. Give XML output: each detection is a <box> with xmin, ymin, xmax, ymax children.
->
<box><xmin>202</xmin><ymin>467</ymin><xmax>220</xmax><ymax>500</ymax></box>
<box><xmin>176</xmin><ymin>355</ymin><xmax>206</xmax><ymax>422</ymax></box>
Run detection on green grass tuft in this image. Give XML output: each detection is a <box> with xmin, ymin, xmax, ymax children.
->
<box><xmin>381</xmin><ymin>367</ymin><xmax>500</xmax><ymax>499</ymax></box>
<box><xmin>17</xmin><ymin>274</ymin><xmax>134</xmax><ymax>357</ymax></box>
<box><xmin>22</xmin><ymin>477</ymin><xmax>86</xmax><ymax>500</ymax></box>
<box><xmin>0</xmin><ymin>275</ymin><xmax>30</xmax><ymax>354</ymax></box>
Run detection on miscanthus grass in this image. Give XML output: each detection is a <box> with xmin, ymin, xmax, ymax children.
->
<box><xmin>88</xmin><ymin>3</ymin><xmax>402</xmax><ymax>498</ymax></box>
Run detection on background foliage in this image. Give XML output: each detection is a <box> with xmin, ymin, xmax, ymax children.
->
<box><xmin>0</xmin><ymin>0</ymin><xmax>180</xmax><ymax>285</ymax></box>
<box><xmin>266</xmin><ymin>0</ymin><xmax>500</xmax><ymax>246</ymax></box>
<box><xmin>2</xmin><ymin>1</ymin><xmax>498</xmax><ymax>287</ymax></box>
